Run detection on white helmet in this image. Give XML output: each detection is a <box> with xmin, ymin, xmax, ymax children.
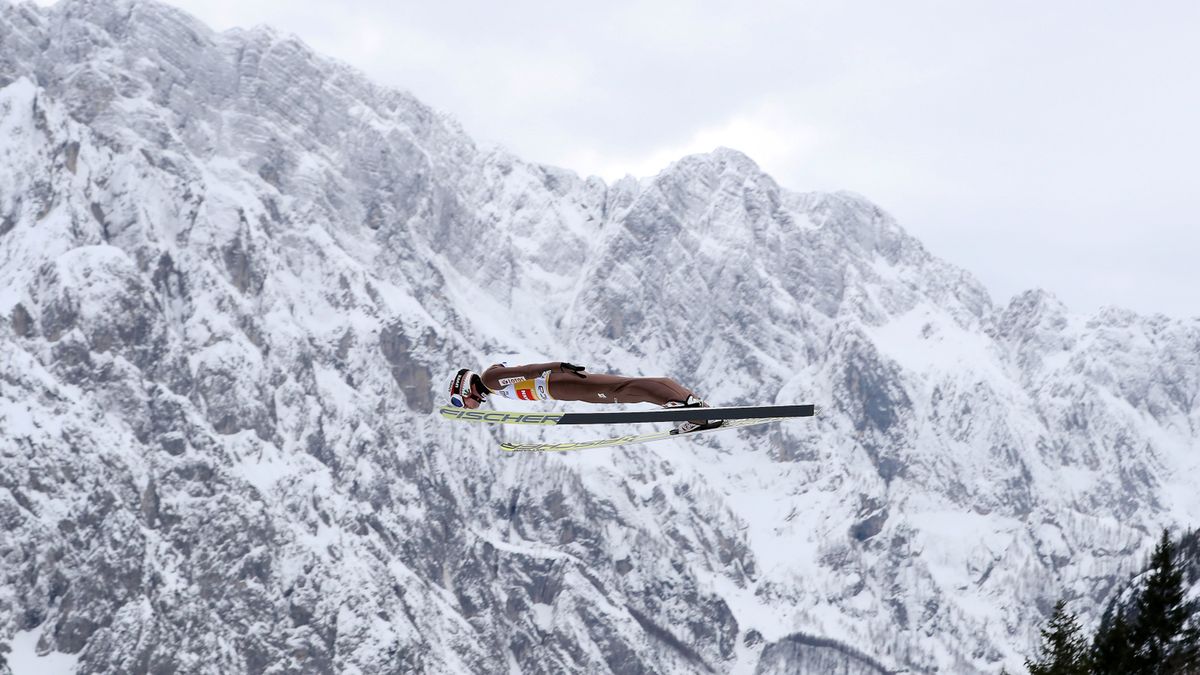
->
<box><xmin>448</xmin><ymin>368</ymin><xmax>486</xmax><ymax>407</ymax></box>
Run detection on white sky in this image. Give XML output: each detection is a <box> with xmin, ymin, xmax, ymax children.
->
<box><xmin>44</xmin><ymin>0</ymin><xmax>1200</xmax><ymax>317</ymax></box>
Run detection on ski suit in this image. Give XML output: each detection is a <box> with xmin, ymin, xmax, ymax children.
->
<box><xmin>479</xmin><ymin>362</ymin><xmax>697</xmax><ymax>406</ymax></box>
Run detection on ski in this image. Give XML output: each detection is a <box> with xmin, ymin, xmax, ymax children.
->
<box><xmin>500</xmin><ymin>417</ymin><xmax>783</xmax><ymax>452</ymax></box>
<box><xmin>439</xmin><ymin>403</ymin><xmax>815</xmax><ymax>426</ymax></box>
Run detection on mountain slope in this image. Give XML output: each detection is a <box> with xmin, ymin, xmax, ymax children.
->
<box><xmin>1</xmin><ymin>1</ymin><xmax>1198</xmax><ymax>673</ymax></box>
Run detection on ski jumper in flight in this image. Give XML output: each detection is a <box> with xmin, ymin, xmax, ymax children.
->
<box><xmin>447</xmin><ymin>362</ymin><xmax>720</xmax><ymax>433</ymax></box>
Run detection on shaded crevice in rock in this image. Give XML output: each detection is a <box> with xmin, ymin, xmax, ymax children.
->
<box><xmin>626</xmin><ymin>604</ymin><xmax>716</xmax><ymax>673</ymax></box>
<box><xmin>38</xmin><ymin>284</ymin><xmax>78</xmax><ymax>343</ymax></box>
<box><xmin>851</xmin><ymin>508</ymin><xmax>889</xmax><ymax>543</ymax></box>
<box><xmin>378</xmin><ymin>322</ymin><xmax>435</xmax><ymax>413</ymax></box>
<box><xmin>222</xmin><ymin>214</ymin><xmax>264</xmax><ymax>296</ymax></box>
<box><xmin>150</xmin><ymin>251</ymin><xmax>186</xmax><ymax>300</ymax></box>
<box><xmin>89</xmin><ymin>202</ymin><xmax>109</xmax><ymax>241</ymax></box>
<box><xmin>194</xmin><ymin>360</ymin><xmax>273</xmax><ymax>439</ymax></box>
<box><xmin>834</xmin><ymin>334</ymin><xmax>912</xmax><ymax>483</ymax></box>
<box><xmin>10</xmin><ymin>303</ymin><xmax>35</xmax><ymax>337</ymax></box>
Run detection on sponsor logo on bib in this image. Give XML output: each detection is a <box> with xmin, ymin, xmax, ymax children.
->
<box><xmin>515</xmin><ymin>381</ymin><xmax>537</xmax><ymax>401</ymax></box>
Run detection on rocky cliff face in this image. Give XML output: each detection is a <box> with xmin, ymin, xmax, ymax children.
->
<box><xmin>1</xmin><ymin>1</ymin><xmax>1198</xmax><ymax>673</ymax></box>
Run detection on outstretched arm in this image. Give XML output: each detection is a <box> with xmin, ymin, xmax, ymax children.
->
<box><xmin>481</xmin><ymin>362</ymin><xmax>585</xmax><ymax>390</ymax></box>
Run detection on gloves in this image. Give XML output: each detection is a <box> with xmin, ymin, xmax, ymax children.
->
<box><xmin>560</xmin><ymin>362</ymin><xmax>587</xmax><ymax>378</ymax></box>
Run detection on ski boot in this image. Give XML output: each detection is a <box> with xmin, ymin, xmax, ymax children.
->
<box><xmin>663</xmin><ymin>395</ymin><xmax>724</xmax><ymax>435</ymax></box>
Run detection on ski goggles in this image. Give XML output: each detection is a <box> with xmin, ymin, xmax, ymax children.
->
<box><xmin>449</xmin><ymin>391</ymin><xmax>485</xmax><ymax>408</ymax></box>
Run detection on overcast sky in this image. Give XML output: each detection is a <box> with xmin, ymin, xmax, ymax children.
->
<box><xmin>59</xmin><ymin>0</ymin><xmax>1200</xmax><ymax>316</ymax></box>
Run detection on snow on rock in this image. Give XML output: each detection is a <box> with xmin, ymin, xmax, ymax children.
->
<box><xmin>3</xmin><ymin>628</ymin><xmax>80</xmax><ymax>675</ymax></box>
<box><xmin>2</xmin><ymin>1</ymin><xmax>1199</xmax><ymax>673</ymax></box>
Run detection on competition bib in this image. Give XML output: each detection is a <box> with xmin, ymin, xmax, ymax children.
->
<box><xmin>495</xmin><ymin>371</ymin><xmax>553</xmax><ymax>401</ymax></box>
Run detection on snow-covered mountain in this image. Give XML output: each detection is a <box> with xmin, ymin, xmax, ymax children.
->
<box><xmin>1</xmin><ymin>0</ymin><xmax>1198</xmax><ymax>673</ymax></box>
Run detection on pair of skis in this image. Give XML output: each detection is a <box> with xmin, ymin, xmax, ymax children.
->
<box><xmin>439</xmin><ymin>404</ymin><xmax>816</xmax><ymax>452</ymax></box>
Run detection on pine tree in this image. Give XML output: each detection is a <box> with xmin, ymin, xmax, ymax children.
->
<box><xmin>1177</xmin><ymin>527</ymin><xmax>1200</xmax><ymax>673</ymax></box>
<box><xmin>1130</xmin><ymin>529</ymin><xmax>1197</xmax><ymax>673</ymax></box>
<box><xmin>1091</xmin><ymin>606</ymin><xmax>1134</xmax><ymax>675</ymax></box>
<box><xmin>1026</xmin><ymin>599</ymin><xmax>1090</xmax><ymax>675</ymax></box>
